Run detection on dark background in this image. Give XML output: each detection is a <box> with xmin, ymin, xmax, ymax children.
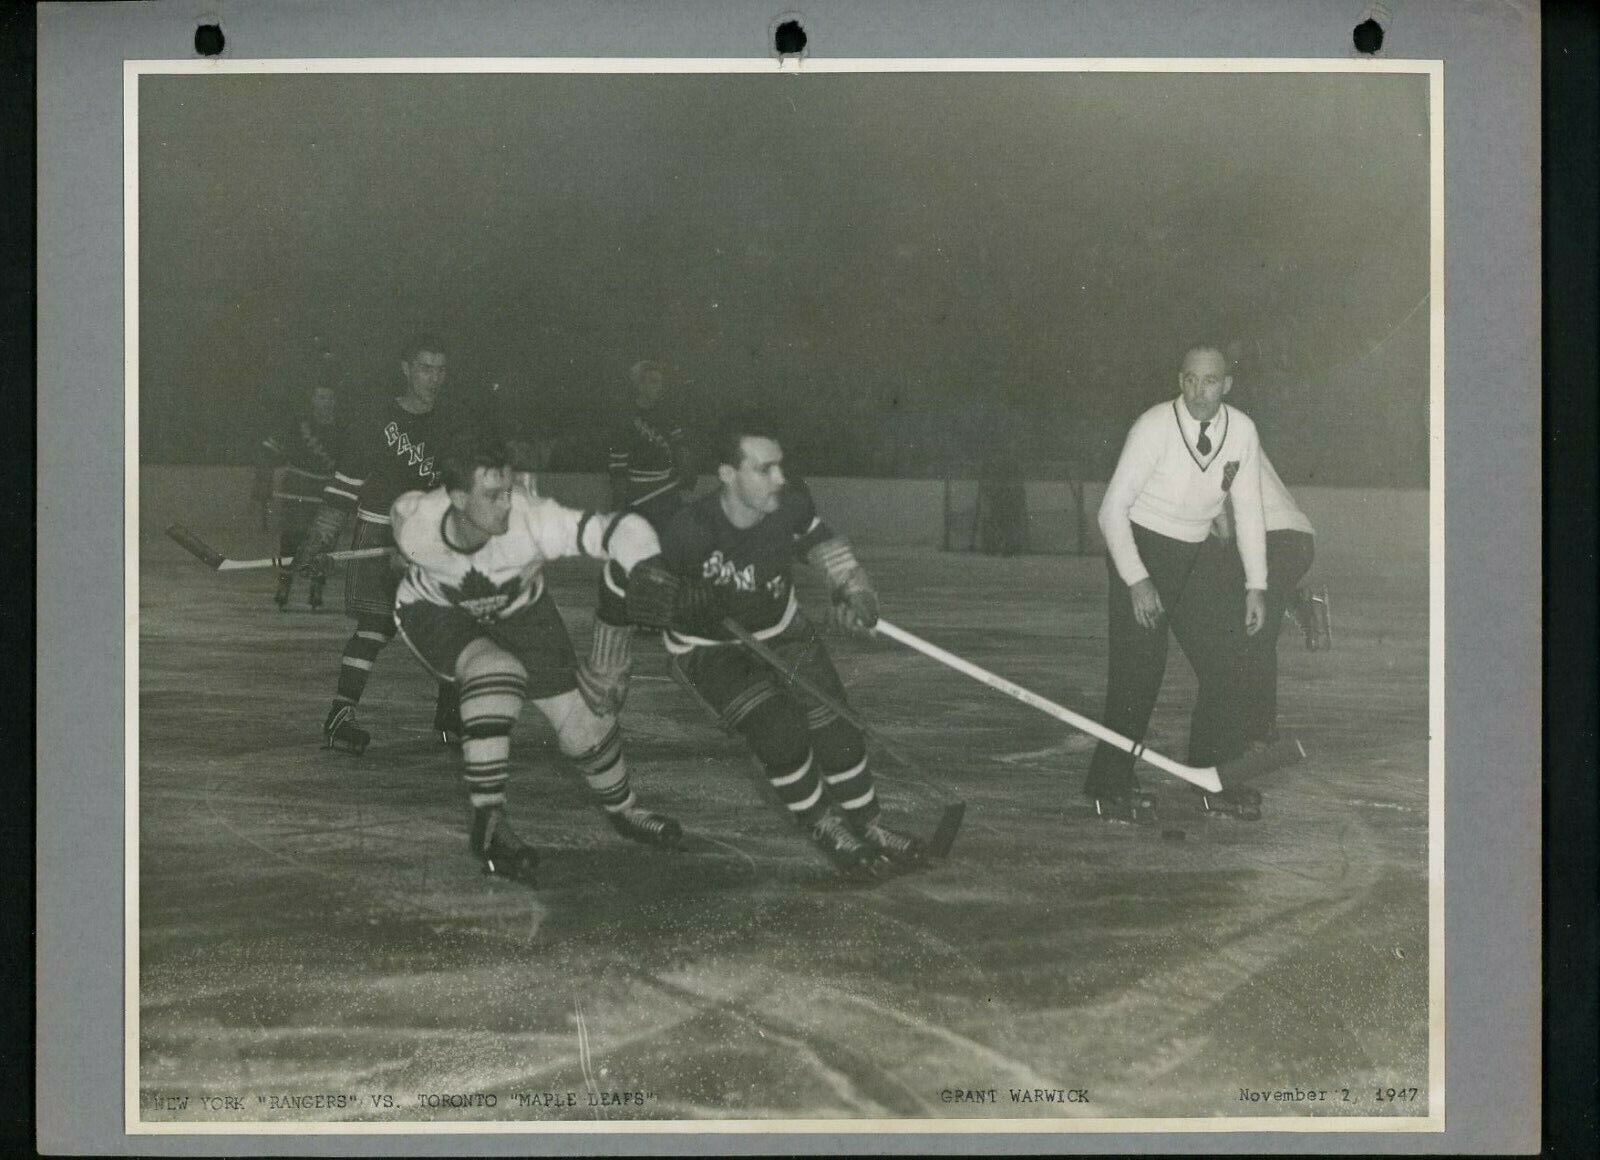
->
<box><xmin>139</xmin><ymin>70</ymin><xmax>1430</xmax><ymax>483</ymax></box>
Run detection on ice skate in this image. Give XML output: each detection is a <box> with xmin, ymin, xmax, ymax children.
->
<box><xmin>470</xmin><ymin>804</ymin><xmax>540</xmax><ymax>884</ymax></box>
<box><xmin>809</xmin><ymin>809</ymin><xmax>886</xmax><ymax>879</ymax></box>
<box><xmin>852</xmin><ymin>814</ymin><xmax>927</xmax><ymax>869</ymax></box>
<box><xmin>1090</xmin><ymin>787</ymin><xmax>1158</xmax><ymax>825</ymax></box>
<box><xmin>273</xmin><ymin>572</ymin><xmax>293</xmax><ymax>611</ymax></box>
<box><xmin>606</xmin><ymin>804</ymin><xmax>684</xmax><ymax>848</ymax></box>
<box><xmin>1198</xmin><ymin>785</ymin><xmax>1263</xmax><ymax>821</ymax></box>
<box><xmin>322</xmin><ymin>704</ymin><xmax>370</xmax><ymax>755</ymax></box>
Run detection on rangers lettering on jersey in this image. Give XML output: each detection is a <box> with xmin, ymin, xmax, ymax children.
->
<box><xmin>325</xmin><ymin>400</ymin><xmax>455</xmax><ymax>523</ymax></box>
<box><xmin>703</xmin><ymin>551</ymin><xmax>757</xmax><ymax>593</ymax></box>
<box><xmin>656</xmin><ymin>478</ymin><xmax>831</xmax><ymax>653</ymax></box>
<box><xmin>385</xmin><ymin>421</ymin><xmax>438</xmax><ymax>484</ymax></box>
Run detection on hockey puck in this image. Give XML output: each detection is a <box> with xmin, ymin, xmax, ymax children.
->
<box><xmin>1161</xmin><ymin>828</ymin><xmax>1187</xmax><ymax>841</ymax></box>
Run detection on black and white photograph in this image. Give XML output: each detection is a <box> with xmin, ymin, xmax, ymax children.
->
<box><xmin>128</xmin><ymin>57</ymin><xmax>1442</xmax><ymax>1132</ymax></box>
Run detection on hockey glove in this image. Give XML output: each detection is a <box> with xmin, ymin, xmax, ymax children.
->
<box><xmin>293</xmin><ymin>504</ymin><xmax>347</xmax><ymax>575</ymax></box>
<box><xmin>831</xmin><ymin>565</ymin><xmax>880</xmax><ymax>635</ymax></box>
<box><xmin>625</xmin><ymin>556</ymin><xmax>712</xmax><ymax>630</ymax></box>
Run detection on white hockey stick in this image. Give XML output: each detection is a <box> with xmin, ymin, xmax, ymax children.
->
<box><xmin>875</xmin><ymin>619</ymin><xmax>1304</xmax><ymax>793</ymax></box>
<box><xmin>165</xmin><ymin>523</ymin><xmax>389</xmax><ymax>572</ymax></box>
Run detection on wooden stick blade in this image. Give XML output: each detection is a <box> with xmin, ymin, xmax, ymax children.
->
<box><xmin>1216</xmin><ymin>735</ymin><xmax>1306</xmax><ymax>789</ymax></box>
<box><xmin>165</xmin><ymin>524</ymin><xmax>226</xmax><ymax>569</ymax></box>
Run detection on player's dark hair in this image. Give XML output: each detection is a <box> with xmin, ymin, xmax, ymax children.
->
<box><xmin>713</xmin><ymin>410</ymin><xmax>781</xmax><ymax>469</ymax></box>
<box><xmin>437</xmin><ymin>428</ymin><xmax>511</xmax><ymax>492</ymax></box>
<box><xmin>401</xmin><ymin>332</ymin><xmax>448</xmax><ymax>363</ymax></box>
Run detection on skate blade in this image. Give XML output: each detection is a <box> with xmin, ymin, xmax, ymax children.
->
<box><xmin>481</xmin><ymin>854</ymin><xmax>540</xmax><ymax>887</ymax></box>
<box><xmin>1091</xmin><ymin>800</ymin><xmax>1158</xmax><ymax>826</ymax></box>
<box><xmin>1200</xmin><ymin>803</ymin><xmax>1264</xmax><ymax>822</ymax></box>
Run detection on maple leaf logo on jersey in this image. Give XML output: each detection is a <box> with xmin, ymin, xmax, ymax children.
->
<box><xmin>440</xmin><ymin>567</ymin><xmax>524</xmax><ymax>621</ymax></box>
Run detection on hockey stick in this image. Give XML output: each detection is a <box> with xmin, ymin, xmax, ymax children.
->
<box><xmin>165</xmin><ymin>523</ymin><xmax>390</xmax><ymax>572</ymax></box>
<box><xmin>873</xmin><ymin>619</ymin><xmax>1304</xmax><ymax>794</ymax></box>
<box><xmin>720</xmin><ymin>618</ymin><xmax>965</xmax><ymax>859</ymax></box>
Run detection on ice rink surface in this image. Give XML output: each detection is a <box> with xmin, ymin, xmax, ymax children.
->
<box><xmin>136</xmin><ymin>531</ymin><xmax>1429</xmax><ymax>1123</ymax></box>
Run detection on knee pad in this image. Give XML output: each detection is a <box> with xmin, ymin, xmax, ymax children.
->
<box><xmin>808</xmin><ymin>715</ymin><xmax>866</xmax><ymax>773</ymax></box>
<box><xmin>456</xmin><ymin>640</ymin><xmax>527</xmax><ymax>737</ymax></box>
<box><xmin>738</xmin><ymin>696</ymin><xmax>811</xmax><ymax>775</ymax></box>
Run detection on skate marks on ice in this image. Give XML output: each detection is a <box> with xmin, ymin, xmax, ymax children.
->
<box><xmin>136</xmin><ymin>547</ymin><xmax>1431</xmax><ymax>1121</ymax></box>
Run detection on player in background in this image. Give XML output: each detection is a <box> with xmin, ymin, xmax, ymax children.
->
<box><xmin>1192</xmin><ymin>446</ymin><xmax>1316</xmax><ymax>749</ymax></box>
<box><xmin>607</xmin><ymin>359</ymin><xmax>696</xmax><ymax>523</ymax></box>
<box><xmin>1087</xmin><ymin>346</ymin><xmax>1268</xmax><ymax>823</ymax></box>
<box><xmin>294</xmin><ymin>335</ymin><xmax>463</xmax><ymax>754</ymax></box>
<box><xmin>391</xmin><ymin>430</ymin><xmax>683</xmax><ymax>882</ymax></box>
<box><xmin>578</xmin><ymin>360</ymin><xmax>697</xmax><ymax>718</ymax></box>
<box><xmin>251</xmin><ymin>381</ymin><xmax>342</xmax><ymax>611</ymax></box>
<box><xmin>617</xmin><ymin>412</ymin><xmax>925</xmax><ymax>879</ymax></box>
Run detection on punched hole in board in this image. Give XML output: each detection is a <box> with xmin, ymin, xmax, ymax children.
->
<box><xmin>194</xmin><ymin>24</ymin><xmax>226</xmax><ymax>57</ymax></box>
<box><xmin>774</xmin><ymin>20</ymin><xmax>807</xmax><ymax>57</ymax></box>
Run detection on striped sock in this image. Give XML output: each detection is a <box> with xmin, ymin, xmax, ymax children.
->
<box><xmin>819</xmin><ymin>754</ymin><xmax>879</xmax><ymax>823</ymax></box>
<box><xmin>333</xmin><ymin>615</ymin><xmax>394</xmax><ymax>708</ymax></box>
<box><xmin>459</xmin><ymin>664</ymin><xmax>527</xmax><ymax>809</ymax></box>
<box><xmin>569</xmin><ymin>721</ymin><xmax>637</xmax><ymax>813</ymax></box>
<box><xmin>767</xmin><ymin>751</ymin><xmax>829</xmax><ymax>827</ymax></box>
<box><xmin>461</xmin><ymin>725</ymin><xmax>511</xmax><ymax>809</ymax></box>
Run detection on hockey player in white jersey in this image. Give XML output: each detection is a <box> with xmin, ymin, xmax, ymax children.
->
<box><xmin>391</xmin><ymin>429</ymin><xmax>682</xmax><ymax>884</ymax></box>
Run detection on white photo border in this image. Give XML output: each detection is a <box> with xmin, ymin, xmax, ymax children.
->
<box><xmin>121</xmin><ymin>55</ymin><xmax>1446</xmax><ymax>1139</ymax></box>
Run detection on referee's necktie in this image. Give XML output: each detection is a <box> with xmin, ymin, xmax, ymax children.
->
<box><xmin>1197</xmin><ymin>420</ymin><xmax>1212</xmax><ymax>456</ymax></box>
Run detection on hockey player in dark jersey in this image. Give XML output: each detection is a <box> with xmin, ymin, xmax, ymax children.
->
<box><xmin>613</xmin><ymin>411</ymin><xmax>926</xmax><ymax>880</ymax></box>
<box><xmin>607</xmin><ymin>360</ymin><xmax>695</xmax><ymax>525</ymax></box>
<box><xmin>251</xmin><ymin>381</ymin><xmax>342</xmax><ymax>610</ymax></box>
<box><xmin>294</xmin><ymin>334</ymin><xmax>463</xmax><ymax>754</ymax></box>
<box><xmin>390</xmin><ymin>429</ymin><xmax>683</xmax><ymax>883</ymax></box>
<box><xmin>578</xmin><ymin>359</ymin><xmax>697</xmax><ymax>718</ymax></box>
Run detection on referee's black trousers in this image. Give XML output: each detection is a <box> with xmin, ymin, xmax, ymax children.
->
<box><xmin>1189</xmin><ymin>528</ymin><xmax>1315</xmax><ymax>746</ymax></box>
<box><xmin>1084</xmin><ymin>523</ymin><xmax>1245</xmax><ymax>798</ymax></box>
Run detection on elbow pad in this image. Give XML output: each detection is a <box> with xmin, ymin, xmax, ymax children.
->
<box><xmin>601</xmin><ymin>511</ymin><xmax>662</xmax><ymax>572</ymax></box>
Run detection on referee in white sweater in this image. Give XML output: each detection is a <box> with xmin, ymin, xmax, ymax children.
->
<box><xmin>1086</xmin><ymin>346</ymin><xmax>1268</xmax><ymax>821</ymax></box>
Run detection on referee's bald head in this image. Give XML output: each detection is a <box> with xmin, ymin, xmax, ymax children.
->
<box><xmin>1179</xmin><ymin>344</ymin><xmax>1230</xmax><ymax>373</ymax></box>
